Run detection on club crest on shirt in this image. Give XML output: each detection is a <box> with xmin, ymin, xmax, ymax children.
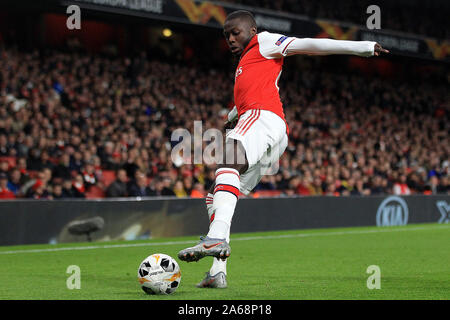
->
<box><xmin>275</xmin><ymin>36</ymin><xmax>288</xmax><ymax>46</ymax></box>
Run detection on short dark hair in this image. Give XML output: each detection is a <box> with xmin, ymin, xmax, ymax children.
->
<box><xmin>225</xmin><ymin>10</ymin><xmax>257</xmax><ymax>29</ymax></box>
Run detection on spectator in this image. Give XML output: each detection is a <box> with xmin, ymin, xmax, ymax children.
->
<box><xmin>152</xmin><ymin>177</ymin><xmax>176</xmax><ymax>197</ymax></box>
<box><xmin>407</xmin><ymin>172</ymin><xmax>423</xmax><ymax>193</ymax></box>
<box><xmin>0</xmin><ymin>159</ymin><xmax>9</xmax><ymax>176</ymax></box>
<box><xmin>106</xmin><ymin>169</ymin><xmax>128</xmax><ymax>197</ymax></box>
<box><xmin>53</xmin><ymin>153</ymin><xmax>72</xmax><ymax>181</ymax></box>
<box><xmin>427</xmin><ymin>175</ymin><xmax>440</xmax><ymax>195</ymax></box>
<box><xmin>16</xmin><ymin>157</ymin><xmax>30</xmax><ymax>182</ymax></box>
<box><xmin>39</xmin><ymin>151</ymin><xmax>55</xmax><ymax>171</ymax></box>
<box><xmin>370</xmin><ymin>175</ymin><xmax>385</xmax><ymax>195</ymax></box>
<box><xmin>7</xmin><ymin>168</ymin><xmax>22</xmax><ymax>196</ymax></box>
<box><xmin>123</xmin><ymin>149</ymin><xmax>141</xmax><ymax>180</ymax></box>
<box><xmin>0</xmin><ymin>172</ymin><xmax>15</xmax><ymax>199</ymax></box>
<box><xmin>340</xmin><ymin>177</ymin><xmax>356</xmax><ymax>196</ymax></box>
<box><xmin>70</xmin><ymin>152</ymin><xmax>84</xmax><ymax>173</ymax></box>
<box><xmin>81</xmin><ymin>162</ymin><xmax>98</xmax><ymax>189</ymax></box>
<box><xmin>25</xmin><ymin>179</ymin><xmax>52</xmax><ymax>199</ymax></box>
<box><xmin>190</xmin><ymin>182</ymin><xmax>206</xmax><ymax>198</ymax></box>
<box><xmin>99</xmin><ymin>141</ymin><xmax>116</xmax><ymax>170</ymax></box>
<box><xmin>52</xmin><ymin>183</ymin><xmax>64</xmax><ymax>199</ymax></box>
<box><xmin>72</xmin><ymin>174</ymin><xmax>86</xmax><ymax>198</ymax></box>
<box><xmin>20</xmin><ymin>168</ymin><xmax>49</xmax><ymax>197</ymax></box>
<box><xmin>0</xmin><ymin>135</ymin><xmax>9</xmax><ymax>156</ymax></box>
<box><xmin>393</xmin><ymin>175</ymin><xmax>411</xmax><ymax>195</ymax></box>
<box><xmin>128</xmin><ymin>171</ymin><xmax>155</xmax><ymax>197</ymax></box>
<box><xmin>309</xmin><ymin>177</ymin><xmax>324</xmax><ymax>195</ymax></box>
<box><xmin>173</xmin><ymin>180</ymin><xmax>188</xmax><ymax>198</ymax></box>
<box><xmin>61</xmin><ymin>179</ymin><xmax>76</xmax><ymax>198</ymax></box>
<box><xmin>255</xmin><ymin>176</ymin><xmax>277</xmax><ymax>191</ymax></box>
<box><xmin>324</xmin><ymin>182</ymin><xmax>340</xmax><ymax>196</ymax></box>
<box><xmin>27</xmin><ymin>148</ymin><xmax>42</xmax><ymax>171</ymax></box>
<box><xmin>437</xmin><ymin>176</ymin><xmax>449</xmax><ymax>194</ymax></box>
<box><xmin>297</xmin><ymin>177</ymin><xmax>312</xmax><ymax>196</ymax></box>
<box><xmin>182</xmin><ymin>175</ymin><xmax>193</xmax><ymax>195</ymax></box>
<box><xmin>353</xmin><ymin>179</ymin><xmax>369</xmax><ymax>196</ymax></box>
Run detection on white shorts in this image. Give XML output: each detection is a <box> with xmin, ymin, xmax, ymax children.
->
<box><xmin>226</xmin><ymin>109</ymin><xmax>288</xmax><ymax>195</ymax></box>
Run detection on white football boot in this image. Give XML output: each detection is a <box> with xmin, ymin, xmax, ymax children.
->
<box><xmin>196</xmin><ymin>271</ymin><xmax>227</xmax><ymax>288</ymax></box>
<box><xmin>178</xmin><ymin>236</ymin><xmax>231</xmax><ymax>262</ymax></box>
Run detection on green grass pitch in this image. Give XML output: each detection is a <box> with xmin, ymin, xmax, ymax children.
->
<box><xmin>0</xmin><ymin>223</ymin><xmax>448</xmax><ymax>300</ymax></box>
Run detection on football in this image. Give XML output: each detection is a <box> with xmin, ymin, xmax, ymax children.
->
<box><xmin>137</xmin><ymin>253</ymin><xmax>181</xmax><ymax>295</ymax></box>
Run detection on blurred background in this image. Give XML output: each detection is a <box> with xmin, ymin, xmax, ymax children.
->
<box><xmin>0</xmin><ymin>0</ymin><xmax>448</xmax><ymax>201</ymax></box>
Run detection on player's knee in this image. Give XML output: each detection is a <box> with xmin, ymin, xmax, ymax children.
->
<box><xmin>222</xmin><ymin>140</ymin><xmax>248</xmax><ymax>174</ymax></box>
<box><xmin>218</xmin><ymin>163</ymin><xmax>247</xmax><ymax>175</ymax></box>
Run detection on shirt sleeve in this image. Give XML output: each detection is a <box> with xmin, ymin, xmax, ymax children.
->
<box><xmin>257</xmin><ymin>31</ymin><xmax>297</xmax><ymax>59</ymax></box>
<box><xmin>282</xmin><ymin>38</ymin><xmax>376</xmax><ymax>57</ymax></box>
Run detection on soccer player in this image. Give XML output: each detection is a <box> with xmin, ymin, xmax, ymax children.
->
<box><xmin>178</xmin><ymin>10</ymin><xmax>388</xmax><ymax>288</ymax></box>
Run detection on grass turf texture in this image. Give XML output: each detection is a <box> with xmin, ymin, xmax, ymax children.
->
<box><xmin>0</xmin><ymin>223</ymin><xmax>448</xmax><ymax>300</ymax></box>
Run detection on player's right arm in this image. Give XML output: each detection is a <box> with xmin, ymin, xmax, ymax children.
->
<box><xmin>227</xmin><ymin>106</ymin><xmax>238</xmax><ymax>123</ymax></box>
<box><xmin>224</xmin><ymin>105</ymin><xmax>238</xmax><ymax>129</ymax></box>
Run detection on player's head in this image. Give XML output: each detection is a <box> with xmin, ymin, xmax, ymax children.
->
<box><xmin>223</xmin><ymin>10</ymin><xmax>257</xmax><ymax>56</ymax></box>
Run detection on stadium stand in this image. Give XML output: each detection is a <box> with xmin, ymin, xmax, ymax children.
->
<box><xmin>0</xmin><ymin>44</ymin><xmax>448</xmax><ymax>199</ymax></box>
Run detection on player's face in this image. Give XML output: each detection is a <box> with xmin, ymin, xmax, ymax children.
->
<box><xmin>223</xmin><ymin>19</ymin><xmax>256</xmax><ymax>56</ymax></box>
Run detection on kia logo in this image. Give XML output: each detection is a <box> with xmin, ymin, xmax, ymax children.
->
<box><xmin>376</xmin><ymin>196</ymin><xmax>409</xmax><ymax>226</ymax></box>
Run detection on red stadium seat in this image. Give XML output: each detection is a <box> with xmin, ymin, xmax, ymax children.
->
<box><xmin>85</xmin><ymin>185</ymin><xmax>105</xmax><ymax>199</ymax></box>
<box><xmin>101</xmin><ymin>170</ymin><xmax>116</xmax><ymax>187</ymax></box>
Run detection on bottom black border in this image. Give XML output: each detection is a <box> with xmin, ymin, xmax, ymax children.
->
<box><xmin>1</xmin><ymin>300</ymin><xmax>448</xmax><ymax>318</ymax></box>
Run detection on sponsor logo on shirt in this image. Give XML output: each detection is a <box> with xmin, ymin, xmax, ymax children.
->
<box><xmin>275</xmin><ymin>36</ymin><xmax>288</xmax><ymax>46</ymax></box>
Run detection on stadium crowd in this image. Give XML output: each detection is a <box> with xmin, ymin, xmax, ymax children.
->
<box><xmin>223</xmin><ymin>0</ymin><xmax>449</xmax><ymax>40</ymax></box>
<box><xmin>0</xmin><ymin>47</ymin><xmax>448</xmax><ymax>199</ymax></box>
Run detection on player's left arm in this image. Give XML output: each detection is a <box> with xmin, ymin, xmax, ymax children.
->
<box><xmin>258</xmin><ymin>31</ymin><xmax>388</xmax><ymax>59</ymax></box>
<box><xmin>283</xmin><ymin>38</ymin><xmax>389</xmax><ymax>57</ymax></box>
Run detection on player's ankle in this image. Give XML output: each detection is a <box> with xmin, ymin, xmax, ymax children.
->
<box><xmin>207</xmin><ymin>220</ymin><xmax>229</xmax><ymax>240</ymax></box>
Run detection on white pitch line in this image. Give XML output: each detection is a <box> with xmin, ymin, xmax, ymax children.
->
<box><xmin>0</xmin><ymin>225</ymin><xmax>448</xmax><ymax>255</ymax></box>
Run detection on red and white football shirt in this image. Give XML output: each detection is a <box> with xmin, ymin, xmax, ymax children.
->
<box><xmin>234</xmin><ymin>31</ymin><xmax>295</xmax><ymax>133</ymax></box>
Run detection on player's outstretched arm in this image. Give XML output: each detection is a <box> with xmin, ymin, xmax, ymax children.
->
<box><xmin>283</xmin><ymin>38</ymin><xmax>389</xmax><ymax>57</ymax></box>
<box><xmin>258</xmin><ymin>32</ymin><xmax>388</xmax><ymax>59</ymax></box>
